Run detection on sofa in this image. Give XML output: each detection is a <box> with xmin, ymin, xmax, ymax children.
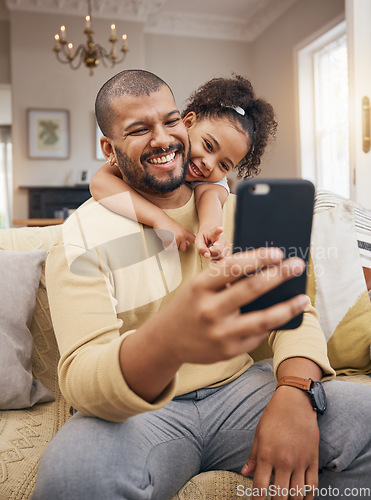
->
<box><xmin>1</xmin><ymin>191</ymin><xmax>371</xmax><ymax>499</ymax></box>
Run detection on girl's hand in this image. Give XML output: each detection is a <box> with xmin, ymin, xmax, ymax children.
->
<box><xmin>195</xmin><ymin>226</ymin><xmax>231</xmax><ymax>260</ymax></box>
<box><xmin>209</xmin><ymin>232</ymin><xmax>232</xmax><ymax>261</ymax></box>
<box><xmin>153</xmin><ymin>217</ymin><xmax>195</xmax><ymax>252</ymax></box>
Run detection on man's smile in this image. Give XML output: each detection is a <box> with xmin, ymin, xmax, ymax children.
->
<box><xmin>142</xmin><ymin>144</ymin><xmax>185</xmax><ymax>173</ymax></box>
<box><xmin>147</xmin><ymin>151</ymin><xmax>176</xmax><ymax>167</ymax></box>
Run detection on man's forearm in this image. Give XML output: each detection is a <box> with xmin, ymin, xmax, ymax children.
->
<box><xmin>277</xmin><ymin>357</ymin><xmax>323</xmax><ymax>381</ymax></box>
<box><xmin>119</xmin><ymin>314</ymin><xmax>182</xmax><ymax>403</ymax></box>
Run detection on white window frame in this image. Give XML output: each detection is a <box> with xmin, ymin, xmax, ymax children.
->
<box><xmin>0</xmin><ymin>84</ymin><xmax>12</xmax><ymax>228</ymax></box>
<box><xmin>294</xmin><ymin>14</ymin><xmax>348</xmax><ymax>193</ymax></box>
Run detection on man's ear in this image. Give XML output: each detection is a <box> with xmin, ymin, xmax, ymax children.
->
<box><xmin>100</xmin><ymin>136</ymin><xmax>116</xmax><ymax>162</ymax></box>
<box><xmin>182</xmin><ymin>111</ymin><xmax>197</xmax><ymax>130</ymax></box>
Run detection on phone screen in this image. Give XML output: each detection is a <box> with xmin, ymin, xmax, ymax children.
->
<box><xmin>233</xmin><ymin>179</ymin><xmax>315</xmax><ymax>329</ymax></box>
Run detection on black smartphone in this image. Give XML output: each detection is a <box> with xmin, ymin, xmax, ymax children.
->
<box><xmin>233</xmin><ymin>179</ymin><xmax>315</xmax><ymax>329</ymax></box>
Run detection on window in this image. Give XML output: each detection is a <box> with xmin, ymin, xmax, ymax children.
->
<box><xmin>297</xmin><ymin>21</ymin><xmax>349</xmax><ymax>198</ymax></box>
<box><xmin>0</xmin><ymin>126</ymin><xmax>12</xmax><ymax>228</ymax></box>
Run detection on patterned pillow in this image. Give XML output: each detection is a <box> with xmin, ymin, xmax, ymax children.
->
<box><xmin>306</xmin><ymin>191</ymin><xmax>371</xmax><ymax>375</ymax></box>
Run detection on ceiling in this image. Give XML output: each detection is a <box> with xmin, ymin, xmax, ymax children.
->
<box><xmin>4</xmin><ymin>0</ymin><xmax>297</xmax><ymax>41</ymax></box>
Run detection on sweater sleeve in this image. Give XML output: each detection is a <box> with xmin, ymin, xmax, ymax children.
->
<box><xmin>269</xmin><ymin>303</ymin><xmax>336</xmax><ymax>380</ymax></box>
<box><xmin>46</xmin><ymin>240</ymin><xmax>178</xmax><ymax>422</ymax></box>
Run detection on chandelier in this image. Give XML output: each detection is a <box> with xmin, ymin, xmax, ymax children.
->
<box><xmin>53</xmin><ymin>0</ymin><xmax>128</xmax><ymax>75</ymax></box>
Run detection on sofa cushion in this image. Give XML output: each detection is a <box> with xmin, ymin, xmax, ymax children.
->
<box><xmin>314</xmin><ymin>189</ymin><xmax>371</xmax><ymax>269</ymax></box>
<box><xmin>0</xmin><ymin>249</ymin><xmax>54</xmax><ymax>409</ymax></box>
<box><xmin>0</xmin><ymin>225</ymin><xmax>71</xmax><ymax>498</ymax></box>
<box><xmin>306</xmin><ymin>192</ymin><xmax>371</xmax><ymax>375</ymax></box>
<box><xmin>172</xmin><ymin>471</ymin><xmax>271</xmax><ymax>499</ymax></box>
<box><xmin>0</xmin><ymin>225</ymin><xmax>64</xmax><ymax>396</ymax></box>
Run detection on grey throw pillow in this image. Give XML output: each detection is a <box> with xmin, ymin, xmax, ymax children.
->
<box><xmin>0</xmin><ymin>249</ymin><xmax>54</xmax><ymax>409</ymax></box>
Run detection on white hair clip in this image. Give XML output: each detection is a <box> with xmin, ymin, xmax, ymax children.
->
<box><xmin>221</xmin><ymin>104</ymin><xmax>246</xmax><ymax>116</ymax></box>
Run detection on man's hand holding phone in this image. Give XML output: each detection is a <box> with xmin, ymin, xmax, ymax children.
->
<box><xmin>121</xmin><ymin>246</ymin><xmax>309</xmax><ymax>403</ymax></box>
<box><xmin>155</xmin><ymin>247</ymin><xmax>309</xmax><ymax>366</ymax></box>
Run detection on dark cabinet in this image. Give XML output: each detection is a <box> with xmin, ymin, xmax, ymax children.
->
<box><xmin>21</xmin><ymin>186</ymin><xmax>91</xmax><ymax>218</ymax></box>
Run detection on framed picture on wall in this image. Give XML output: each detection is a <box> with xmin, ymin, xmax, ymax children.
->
<box><xmin>96</xmin><ymin>122</ymin><xmax>105</xmax><ymax>161</ymax></box>
<box><xmin>27</xmin><ymin>108</ymin><xmax>69</xmax><ymax>159</ymax></box>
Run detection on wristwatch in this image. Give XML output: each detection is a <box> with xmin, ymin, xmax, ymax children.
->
<box><xmin>276</xmin><ymin>376</ymin><xmax>327</xmax><ymax>414</ymax></box>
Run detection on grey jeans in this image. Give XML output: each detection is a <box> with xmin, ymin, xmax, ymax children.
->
<box><xmin>33</xmin><ymin>362</ymin><xmax>371</xmax><ymax>500</ymax></box>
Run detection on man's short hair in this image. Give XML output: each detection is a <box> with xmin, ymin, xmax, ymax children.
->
<box><xmin>95</xmin><ymin>69</ymin><xmax>172</xmax><ymax>138</ymax></box>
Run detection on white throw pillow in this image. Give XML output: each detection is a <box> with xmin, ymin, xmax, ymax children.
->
<box><xmin>306</xmin><ymin>191</ymin><xmax>371</xmax><ymax>375</ymax></box>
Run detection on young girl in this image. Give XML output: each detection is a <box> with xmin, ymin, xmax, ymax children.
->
<box><xmin>90</xmin><ymin>75</ymin><xmax>277</xmax><ymax>259</ymax></box>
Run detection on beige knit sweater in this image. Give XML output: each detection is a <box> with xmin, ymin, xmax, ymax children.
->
<box><xmin>45</xmin><ymin>192</ymin><xmax>334</xmax><ymax>422</ymax></box>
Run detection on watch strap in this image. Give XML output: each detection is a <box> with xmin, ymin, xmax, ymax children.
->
<box><xmin>276</xmin><ymin>376</ymin><xmax>312</xmax><ymax>391</ymax></box>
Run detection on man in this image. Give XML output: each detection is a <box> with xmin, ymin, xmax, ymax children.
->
<box><xmin>33</xmin><ymin>70</ymin><xmax>371</xmax><ymax>500</ymax></box>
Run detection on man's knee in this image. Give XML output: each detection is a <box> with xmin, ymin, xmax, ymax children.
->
<box><xmin>33</xmin><ymin>414</ymin><xmax>124</xmax><ymax>498</ymax></box>
<box><xmin>33</xmin><ymin>426</ymin><xmax>102</xmax><ymax>498</ymax></box>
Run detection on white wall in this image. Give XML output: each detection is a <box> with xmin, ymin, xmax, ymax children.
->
<box><xmin>145</xmin><ymin>34</ymin><xmax>252</xmax><ymax>111</ymax></box>
<box><xmin>250</xmin><ymin>0</ymin><xmax>345</xmax><ymax>180</ymax></box>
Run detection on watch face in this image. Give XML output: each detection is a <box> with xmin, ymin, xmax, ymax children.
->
<box><xmin>311</xmin><ymin>381</ymin><xmax>327</xmax><ymax>414</ymax></box>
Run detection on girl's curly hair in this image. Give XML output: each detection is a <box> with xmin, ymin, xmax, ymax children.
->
<box><xmin>181</xmin><ymin>75</ymin><xmax>277</xmax><ymax>178</ymax></box>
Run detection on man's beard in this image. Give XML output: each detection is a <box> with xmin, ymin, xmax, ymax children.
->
<box><xmin>114</xmin><ymin>140</ymin><xmax>190</xmax><ymax>195</ymax></box>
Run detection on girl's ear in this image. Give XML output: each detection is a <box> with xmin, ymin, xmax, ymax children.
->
<box><xmin>182</xmin><ymin>111</ymin><xmax>197</xmax><ymax>130</ymax></box>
